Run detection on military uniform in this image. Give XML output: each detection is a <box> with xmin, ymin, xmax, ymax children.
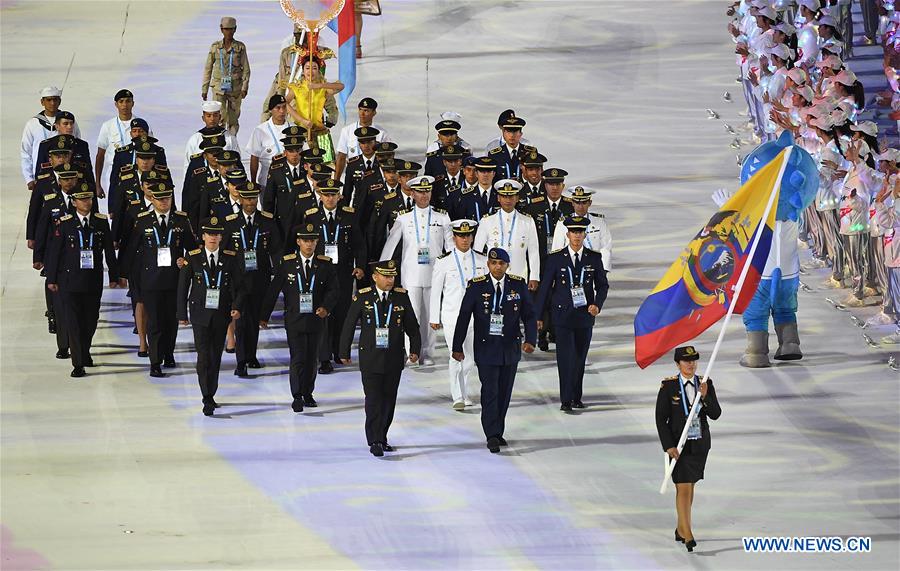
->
<box><xmin>549</xmin><ymin>189</ymin><xmax>612</xmax><ymax>269</ymax></box>
<box><xmin>429</xmin><ymin>220</ymin><xmax>488</xmax><ymax>408</ymax></box>
<box><xmin>473</xmin><ymin>180</ymin><xmax>542</xmax><ymax>283</ymax></box>
<box><xmin>487</xmin><ymin>116</ymin><xmax>534</xmax><ymax>181</ymax></box>
<box><xmin>261</xmin><ymin>230</ymin><xmax>340</xmax><ymax>410</ymax></box>
<box><xmin>223</xmin><ymin>190</ymin><xmax>282</xmax><ymax>373</ymax></box>
<box><xmin>423</xmin><ymin>121</ymin><xmax>467</xmax><ymax>178</ymax></box>
<box><xmin>456</xmin><ymin>157</ymin><xmax>500</xmax><ymax>221</ymax></box>
<box><xmin>428</xmin><ymin>143</ymin><xmax>467</xmax><ymax>211</ymax></box>
<box><xmin>193</xmin><ymin>151</ymin><xmax>241</xmax><ymax>232</ymax></box>
<box><xmin>177</xmin><ymin>223</ymin><xmax>246</xmax><ymax>415</ymax></box>
<box><xmin>261</xmin><ymin>135</ymin><xmax>311</xmax><ymax>241</ymax></box>
<box><xmin>121</xmin><ymin>185</ymin><xmax>196</xmax><ymax>375</ymax></box>
<box><xmin>34</xmin><ymin>132</ymin><xmax>94</xmax><ymax>187</ymax></box>
<box><xmin>339</xmin><ymin>261</ymin><xmax>422</xmax><ymax>455</ymax></box>
<box><xmin>108</xmin><ymin>136</ymin><xmax>167</xmax><ymax>214</ymax></box>
<box><xmin>201</xmin><ymin>23</ymin><xmax>250</xmax><ymax>135</ymax></box>
<box><xmin>452</xmin><ymin>251</ymin><xmax>537</xmax><ymax>452</ymax></box>
<box><xmin>112</xmin><ymin>168</ymin><xmax>168</xmax><ymax>246</ymax></box>
<box><xmin>535</xmin><ymin>216</ymin><xmax>609</xmax><ymax>409</ymax></box>
<box><xmin>342</xmin><ymin>127</ymin><xmax>381</xmax><ymax>207</ymax></box>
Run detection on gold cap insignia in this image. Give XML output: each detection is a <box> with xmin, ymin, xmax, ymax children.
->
<box><xmin>291</xmin><ymin>137</ymin><xmax>298</xmax><ymax>145</ymax></box>
<box><xmin>306</xmin><ymin>224</ymin><xmax>313</xmax><ymax>231</ymax></box>
<box><xmin>142</xmin><ymin>142</ymin><xmax>150</xmax><ymax>151</ymax></box>
<box><xmin>405</xmin><ymin>162</ymin><xmax>412</xmax><ymax>169</ymax></box>
<box><xmin>489</xmin><ymin>250</ymin><xmax>498</xmax><ymax>259</ymax></box>
<box><xmin>388</xmin><ymin>260</ymin><xmax>396</xmax><ymax>268</ymax></box>
<box><xmin>57</xmin><ymin>139</ymin><xmax>65</xmax><ymax>149</ymax></box>
<box><xmin>81</xmin><ymin>183</ymin><xmax>89</xmax><ymax>191</ymax></box>
<box><xmin>158</xmin><ymin>183</ymin><xmax>166</xmax><ymax>191</ymax></box>
<box><xmin>551</xmin><ymin>169</ymin><xmax>558</xmax><ymax>177</ymax></box>
<box><xmin>211</xmin><ymin>217</ymin><xmax>218</xmax><ymax>225</ymax></box>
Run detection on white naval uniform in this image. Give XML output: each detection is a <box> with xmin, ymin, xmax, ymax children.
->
<box><xmin>429</xmin><ymin>247</ymin><xmax>488</xmax><ymax>404</ymax></box>
<box><xmin>473</xmin><ymin>208</ymin><xmax>541</xmax><ymax>281</ymax></box>
<box><xmin>183</xmin><ymin>129</ymin><xmax>240</xmax><ymax>172</ymax></box>
<box><xmin>335</xmin><ymin>120</ymin><xmax>388</xmax><ymax>159</ymax></box>
<box><xmin>550</xmin><ymin>212</ymin><xmax>613</xmax><ymax>270</ymax></box>
<box><xmin>245</xmin><ymin>117</ymin><xmax>295</xmax><ymax>185</ymax></box>
<box><xmin>380</xmin><ymin>205</ymin><xmax>453</xmax><ymax>359</ymax></box>
<box><xmin>21</xmin><ymin>112</ymin><xmax>82</xmax><ymax>185</ymax></box>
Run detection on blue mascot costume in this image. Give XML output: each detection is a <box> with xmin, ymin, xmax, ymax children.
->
<box><xmin>717</xmin><ymin>131</ymin><xmax>818</xmax><ymax>367</ymax></box>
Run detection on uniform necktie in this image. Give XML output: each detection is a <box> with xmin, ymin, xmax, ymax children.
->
<box><xmin>81</xmin><ymin>217</ymin><xmax>88</xmax><ymax>229</ymax></box>
<box><xmin>291</xmin><ymin>166</ymin><xmax>298</xmax><ymax>179</ymax></box>
<box><xmin>66</xmin><ymin>196</ymin><xmax>73</xmax><ymax>212</ymax></box>
<box><xmin>495</xmin><ymin>282</ymin><xmax>502</xmax><ymax>312</ymax></box>
<box><xmin>209</xmin><ymin>253</ymin><xmax>216</xmax><ymax>268</ymax></box>
<box><xmin>381</xmin><ymin>292</ymin><xmax>388</xmax><ymax>304</ymax></box>
<box><xmin>159</xmin><ymin>214</ymin><xmax>167</xmax><ymax>234</ymax></box>
<box><xmin>406</xmin><ymin>197</ymin><xmax>413</xmax><ymax>210</ymax></box>
<box><xmin>482</xmin><ymin>191</ymin><xmax>489</xmax><ymax>203</ymax></box>
<box><xmin>246</xmin><ymin>214</ymin><xmax>253</xmax><ymax>227</ymax></box>
<box><xmin>328</xmin><ymin>212</ymin><xmax>335</xmax><ymax>225</ymax></box>
<box><xmin>365</xmin><ymin>159</ymin><xmax>372</xmax><ymax>171</ymax></box>
<box><xmin>574</xmin><ymin>252</ymin><xmax>580</xmax><ymax>269</ymax></box>
<box><xmin>305</xmin><ymin>259</ymin><xmax>312</xmax><ymax>283</ymax></box>
<box><xmin>551</xmin><ymin>203</ymin><xmax>557</xmax><ymax>214</ymax></box>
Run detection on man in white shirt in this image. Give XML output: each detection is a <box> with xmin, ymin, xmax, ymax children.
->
<box><xmin>21</xmin><ymin>86</ymin><xmax>81</xmax><ymax>190</ymax></box>
<box><xmin>430</xmin><ymin>220</ymin><xmax>488</xmax><ymax>409</ymax></box>
<box><xmin>380</xmin><ymin>176</ymin><xmax>453</xmax><ymax>365</ymax></box>
<box><xmin>474</xmin><ymin>179</ymin><xmax>541</xmax><ymax>290</ymax></box>
<box><xmin>551</xmin><ymin>186</ymin><xmax>613</xmax><ymax>271</ymax></box>
<box><xmin>334</xmin><ymin>97</ymin><xmax>387</xmax><ymax>180</ymax></box>
<box><xmin>246</xmin><ymin>94</ymin><xmax>294</xmax><ymax>186</ymax></box>
<box><xmin>183</xmin><ymin>100</ymin><xmax>241</xmax><ymax>169</ymax></box>
<box><xmin>95</xmin><ymin>89</ymin><xmax>139</xmax><ymax>203</ymax></box>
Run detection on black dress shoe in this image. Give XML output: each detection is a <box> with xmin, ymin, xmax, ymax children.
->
<box><xmin>685</xmin><ymin>539</ymin><xmax>697</xmax><ymax>552</ymax></box>
<box><xmin>487</xmin><ymin>437</ymin><xmax>501</xmax><ymax>453</ymax></box>
<box><xmin>70</xmin><ymin>367</ymin><xmax>86</xmax><ymax>378</ymax></box>
<box><xmin>55</xmin><ymin>349</ymin><xmax>69</xmax><ymax>359</ymax></box>
<box><xmin>303</xmin><ymin>395</ymin><xmax>318</xmax><ymax>407</ymax></box>
<box><xmin>225</xmin><ymin>347</ymin><xmax>236</xmax><ymax>354</ymax></box>
<box><xmin>234</xmin><ymin>364</ymin><xmax>249</xmax><ymax>378</ymax></box>
<box><xmin>318</xmin><ymin>360</ymin><xmax>334</xmax><ymax>374</ymax></box>
<box><xmin>573</xmin><ymin>400</ymin><xmax>586</xmax><ymax>409</ymax></box>
<box><xmin>382</xmin><ymin>443</ymin><xmax>395</xmax><ymax>452</ymax></box>
<box><xmin>163</xmin><ymin>357</ymin><xmax>176</xmax><ymax>368</ymax></box>
<box><xmin>132</xmin><ymin>326</ymin><xmax>138</xmax><ymax>334</ymax></box>
<box><xmin>149</xmin><ymin>366</ymin><xmax>165</xmax><ymax>378</ymax></box>
<box><xmin>498</xmin><ymin>437</ymin><xmax>508</xmax><ymax>447</ymax></box>
<box><xmin>369</xmin><ymin>443</ymin><xmax>384</xmax><ymax>457</ymax></box>
<box><xmin>291</xmin><ymin>399</ymin><xmax>304</xmax><ymax>413</ymax></box>
<box><xmin>675</xmin><ymin>529</ymin><xmax>685</xmax><ymax>543</ymax></box>
<box><xmin>247</xmin><ymin>358</ymin><xmax>262</xmax><ymax>368</ymax></box>
<box><xmin>137</xmin><ymin>350</ymin><xmax>149</xmax><ymax>358</ymax></box>
<box><xmin>203</xmin><ymin>403</ymin><xmax>215</xmax><ymax>416</ymax></box>
<box><xmin>560</xmin><ymin>402</ymin><xmax>573</xmax><ymax>412</ymax></box>
<box><xmin>538</xmin><ymin>338</ymin><xmax>549</xmax><ymax>352</ymax></box>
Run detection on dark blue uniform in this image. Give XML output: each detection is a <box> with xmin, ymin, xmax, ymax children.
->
<box><xmin>455</xmin><ymin>185</ymin><xmax>498</xmax><ymax>222</ymax></box>
<box><xmin>487</xmin><ymin>143</ymin><xmax>534</xmax><ymax>181</ymax></box>
<box><xmin>108</xmin><ymin>144</ymin><xmax>167</xmax><ymax>214</ymax></box>
<box><xmin>453</xmin><ymin>273</ymin><xmax>537</xmax><ymax>441</ymax></box>
<box><xmin>535</xmin><ymin>247</ymin><xmax>609</xmax><ymax>405</ymax></box>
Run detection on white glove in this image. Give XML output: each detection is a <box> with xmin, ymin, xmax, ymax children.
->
<box><xmin>711</xmin><ymin>188</ymin><xmax>734</xmax><ymax>207</ymax></box>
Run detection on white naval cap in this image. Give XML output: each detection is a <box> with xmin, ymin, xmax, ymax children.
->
<box><xmin>563</xmin><ymin>185</ymin><xmax>595</xmax><ymax>201</ymax></box>
<box><xmin>493</xmin><ymin>178</ymin><xmax>522</xmax><ymax>194</ymax></box>
<box><xmin>407</xmin><ymin>175</ymin><xmax>435</xmax><ymax>191</ymax></box>
<box><xmin>40</xmin><ymin>86</ymin><xmax>62</xmax><ymax>98</ymax></box>
<box><xmin>850</xmin><ymin>121</ymin><xmax>878</xmax><ymax>137</ymax></box>
<box><xmin>202</xmin><ymin>100</ymin><xmax>223</xmax><ymax>113</ymax></box>
<box><xmin>451</xmin><ymin>219</ymin><xmax>479</xmax><ymax>234</ymax></box>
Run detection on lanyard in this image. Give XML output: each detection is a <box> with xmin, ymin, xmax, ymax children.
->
<box><xmin>297</xmin><ymin>271</ymin><xmax>316</xmax><ymax>294</ymax></box>
<box><xmin>374</xmin><ymin>298</ymin><xmax>393</xmax><ymax>328</ymax></box>
<box><xmin>321</xmin><ymin>216</ymin><xmax>341</xmax><ymax>243</ymax></box>
<box><xmin>79</xmin><ymin>224</ymin><xmax>93</xmax><ymax>249</ymax></box>
<box><xmin>219</xmin><ymin>47</ymin><xmax>233</xmax><ymax>77</ymax></box>
<box><xmin>266</xmin><ymin>121</ymin><xmax>283</xmax><ymax>155</ymax></box>
<box><xmin>492</xmin><ymin>280</ymin><xmax>503</xmax><ymax>314</ymax></box>
<box><xmin>475</xmin><ymin>201</ymin><xmax>481</xmax><ymax>221</ymax></box>
<box><xmin>131</xmin><ymin>150</ymin><xmax>136</xmax><ymax>165</ymax></box>
<box><xmin>153</xmin><ymin>227</ymin><xmax>173</xmax><ymax>247</ymax></box>
<box><xmin>203</xmin><ymin>267</ymin><xmax>223</xmax><ymax>289</ymax></box>
<box><xmin>544</xmin><ymin>212</ymin><xmax>551</xmax><ymax>236</ymax></box>
<box><xmin>586</xmin><ymin>231</ymin><xmax>594</xmax><ymax>250</ymax></box>
<box><xmin>116</xmin><ymin>118</ymin><xmax>127</xmax><ymax>147</ymax></box>
<box><xmin>678</xmin><ymin>375</ymin><xmax>701</xmax><ymax>417</ymax></box>
<box><xmin>452</xmin><ymin>249</ymin><xmax>476</xmax><ymax>289</ymax></box>
<box><xmin>413</xmin><ymin>207</ymin><xmax>432</xmax><ymax>247</ymax></box>
<box><xmin>566</xmin><ymin>265</ymin><xmax>586</xmax><ymax>286</ymax></box>
<box><xmin>240</xmin><ymin>225</ymin><xmax>259</xmax><ymax>250</ymax></box>
<box><xmin>498</xmin><ymin>211</ymin><xmax>517</xmax><ymax>247</ymax></box>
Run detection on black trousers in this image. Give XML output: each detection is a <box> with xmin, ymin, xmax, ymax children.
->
<box><xmin>318</xmin><ymin>274</ymin><xmax>353</xmax><ymax>361</ymax></box>
<box><xmin>63</xmin><ymin>290</ymin><xmax>102</xmax><ymax>367</ymax></box>
<box><xmin>235</xmin><ymin>278</ymin><xmax>266</xmax><ymax>365</ymax></box>
<box><xmin>191</xmin><ymin>313</ymin><xmax>229</xmax><ymax>403</ymax></box>
<box><xmin>48</xmin><ymin>281</ymin><xmax>69</xmax><ymax>353</ymax></box>
<box><xmin>361</xmin><ymin>369</ymin><xmax>401</xmax><ymax>445</ymax></box>
<box><xmin>860</xmin><ymin>0</ymin><xmax>879</xmax><ymax>40</ymax></box>
<box><xmin>477</xmin><ymin>362</ymin><xmax>518</xmax><ymax>439</ymax></box>
<box><xmin>143</xmin><ymin>289</ymin><xmax>178</xmax><ymax>366</ymax></box>
<box><xmin>554</xmin><ymin>325</ymin><xmax>592</xmax><ymax>403</ymax></box>
<box><xmin>287</xmin><ymin>324</ymin><xmax>319</xmax><ymax>399</ymax></box>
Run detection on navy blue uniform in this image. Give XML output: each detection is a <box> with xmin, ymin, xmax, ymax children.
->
<box><xmin>655</xmin><ymin>376</ymin><xmax>722</xmax><ymax>483</ymax></box>
<box><xmin>535</xmin><ymin>247</ymin><xmax>609</xmax><ymax>405</ymax></box>
<box><xmin>455</xmin><ymin>186</ymin><xmax>498</xmax><ymax>222</ymax></box>
<box><xmin>452</xmin><ymin>273</ymin><xmax>537</xmax><ymax>440</ymax></box>
<box><xmin>488</xmin><ymin>143</ymin><xmax>534</xmax><ymax>181</ymax></box>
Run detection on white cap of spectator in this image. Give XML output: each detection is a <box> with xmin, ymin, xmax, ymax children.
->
<box><xmin>850</xmin><ymin>121</ymin><xmax>878</xmax><ymax>137</ymax></box>
<box><xmin>794</xmin><ymin>85</ymin><xmax>815</xmax><ymax>104</ymax></box>
<box><xmin>815</xmin><ymin>55</ymin><xmax>844</xmax><ymax>70</ymax></box>
<box><xmin>787</xmin><ymin>67</ymin><xmax>809</xmax><ymax>85</ymax></box>
<box><xmin>874</xmin><ymin>149</ymin><xmax>899</xmax><ymax>163</ymax></box>
<box><xmin>753</xmin><ymin>6</ymin><xmax>778</xmax><ymax>20</ymax></box>
<box><xmin>40</xmin><ymin>86</ymin><xmax>62</xmax><ymax>98</ymax></box>
<box><xmin>768</xmin><ymin>43</ymin><xmax>795</xmax><ymax>61</ymax></box>
<box><xmin>833</xmin><ymin>69</ymin><xmax>858</xmax><ymax>86</ymax></box>
<box><xmin>808</xmin><ymin>114</ymin><xmax>833</xmax><ymax>130</ymax></box>
<box><xmin>773</xmin><ymin>22</ymin><xmax>797</xmax><ymax>36</ymax></box>
<box><xmin>817</xmin><ymin>15</ymin><xmax>838</xmax><ymax>28</ymax></box>
<box><xmin>797</xmin><ymin>0</ymin><xmax>821</xmax><ymax>11</ymax></box>
<box><xmin>821</xmin><ymin>38</ymin><xmax>844</xmax><ymax>54</ymax></box>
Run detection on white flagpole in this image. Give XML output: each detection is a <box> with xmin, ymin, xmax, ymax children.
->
<box><xmin>660</xmin><ymin>146</ymin><xmax>793</xmax><ymax>494</ymax></box>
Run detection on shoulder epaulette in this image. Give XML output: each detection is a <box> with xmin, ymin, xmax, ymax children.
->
<box><xmin>193</xmin><ymin>167</ymin><xmax>207</xmax><ymax>175</ymax></box>
<box><xmin>270</xmin><ymin>161</ymin><xmax>285</xmax><ymax>170</ymax></box>
<box><xmin>461</xmin><ymin>186</ymin><xmax>475</xmax><ymax>195</ymax></box>
<box><xmin>283</xmin><ymin>253</ymin><xmax>297</xmax><ymax>260</ymax></box>
<box><xmin>507</xmin><ymin>273</ymin><xmax>525</xmax><ymax>281</ymax></box>
<box><xmin>155</xmin><ymin>165</ymin><xmax>169</xmax><ymax>172</ymax></box>
<box><xmin>488</xmin><ymin>147</ymin><xmax>502</xmax><ymax>155</ymax></box>
<box><xmin>174</xmin><ymin>211</ymin><xmax>187</xmax><ymax>217</ymax></box>
<box><xmin>434</xmin><ymin>208</ymin><xmax>447</xmax><ymax>214</ymax></box>
<box><xmin>394</xmin><ymin>287</ymin><xmax>407</xmax><ymax>294</ymax></box>
<box><xmin>222</xmin><ymin>249</ymin><xmax>236</xmax><ymax>256</ymax></box>
<box><xmin>271</xmin><ymin>153</ymin><xmax>284</xmax><ymax>161</ymax></box>
<box><xmin>43</xmin><ymin>193</ymin><xmax>57</xmax><ymax>201</ymax></box>
<box><xmin>348</xmin><ymin>155</ymin><xmax>362</xmax><ymax>163</ymax></box>
<box><xmin>662</xmin><ymin>375</ymin><xmax>678</xmax><ymax>383</ymax></box>
<box><xmin>190</xmin><ymin>152</ymin><xmax>203</xmax><ymax>160</ymax></box>
<box><xmin>94</xmin><ymin>213</ymin><xmax>108</xmax><ymax>220</ymax></box>
<box><xmin>292</xmin><ymin>179</ymin><xmax>304</xmax><ymax>186</ymax></box>
<box><xmin>425</xmin><ymin>150</ymin><xmax>438</xmax><ymax>157</ymax></box>
<box><xmin>370</xmin><ymin>183</ymin><xmax>384</xmax><ymax>190</ymax></box>
<box><xmin>298</xmin><ymin>191</ymin><xmax>312</xmax><ymax>199</ymax></box>
<box><xmin>225</xmin><ymin>213</ymin><xmax>238</xmax><ymax>221</ymax></box>
<box><xmin>259</xmin><ymin>211</ymin><xmax>273</xmax><ymax>219</ymax></box>
<box><xmin>562</xmin><ymin>197</ymin><xmax>574</xmax><ymax>203</ymax></box>
<box><xmin>316</xmin><ymin>254</ymin><xmax>332</xmax><ymax>262</ymax></box>
<box><xmin>189</xmin><ymin>248</ymin><xmax>202</xmax><ymax>255</ymax></box>
<box><xmin>342</xmin><ymin>206</ymin><xmax>355</xmax><ymax>213</ymax></box>
<box><xmin>305</xmin><ymin>207</ymin><xmax>319</xmax><ymax>215</ymax></box>
<box><xmin>119</xmin><ymin>174</ymin><xmax>134</xmax><ymax>181</ymax></box>
<box><xmin>471</xmin><ymin>275</ymin><xmax>488</xmax><ymax>282</ymax></box>
<box><xmin>591</xmin><ymin>212</ymin><xmax>605</xmax><ymax>218</ymax></box>
<box><xmin>437</xmin><ymin>252</ymin><xmax>451</xmax><ymax>260</ymax></box>
<box><xmin>120</xmin><ymin>164</ymin><xmax>134</xmax><ymax>172</ymax></box>
<box><xmin>207</xmin><ymin>176</ymin><xmax>219</xmax><ymax>183</ymax></box>
<box><xmin>530</xmin><ymin>196</ymin><xmax>545</xmax><ymax>203</ymax></box>
<box><xmin>115</xmin><ymin>145</ymin><xmax>130</xmax><ymax>153</ymax></box>
<box><xmin>37</xmin><ymin>173</ymin><xmax>51</xmax><ymax>180</ymax></box>
<box><xmin>129</xmin><ymin>199</ymin><xmax>141</xmax><ymax>205</ymax></box>
<box><xmin>358</xmin><ymin>287</ymin><xmax>372</xmax><ymax>294</ymax></box>
<box><xmin>550</xmin><ymin>247</ymin><xmax>565</xmax><ymax>254</ymax></box>
<box><xmin>384</xmin><ymin>191</ymin><xmax>397</xmax><ymax>200</ymax></box>
<box><xmin>40</xmin><ymin>161</ymin><xmax>51</xmax><ymax>169</ymax></box>
<box><xmin>59</xmin><ymin>214</ymin><xmax>73</xmax><ymax>221</ymax></box>
<box><xmin>138</xmin><ymin>210</ymin><xmax>152</xmax><ymax>217</ymax></box>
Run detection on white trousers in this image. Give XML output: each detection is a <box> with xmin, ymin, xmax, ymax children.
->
<box><xmin>441</xmin><ymin>316</ymin><xmax>477</xmax><ymax>403</ymax></box>
<box><xmin>406</xmin><ymin>286</ymin><xmax>435</xmax><ymax>359</ymax></box>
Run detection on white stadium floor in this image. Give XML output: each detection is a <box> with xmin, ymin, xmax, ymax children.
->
<box><xmin>1</xmin><ymin>1</ymin><xmax>898</xmax><ymax>569</ymax></box>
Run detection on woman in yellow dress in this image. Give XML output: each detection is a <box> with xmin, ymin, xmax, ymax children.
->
<box><xmin>284</xmin><ymin>54</ymin><xmax>343</xmax><ymax>164</ymax></box>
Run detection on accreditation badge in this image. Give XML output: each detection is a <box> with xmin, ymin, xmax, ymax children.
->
<box><xmin>220</xmin><ymin>76</ymin><xmax>233</xmax><ymax>93</ymax></box>
<box><xmin>570</xmin><ymin>285</ymin><xmax>587</xmax><ymax>308</ymax></box>
<box><xmin>687</xmin><ymin>413</ymin><xmax>702</xmax><ymax>440</ymax></box>
<box><xmin>156</xmin><ymin>247</ymin><xmax>172</xmax><ymax>267</ymax></box>
<box><xmin>298</xmin><ymin>293</ymin><xmax>313</xmax><ymax>314</ymax></box>
<box><xmin>375</xmin><ymin>327</ymin><xmax>389</xmax><ymax>348</ymax></box>
<box><xmin>417</xmin><ymin>246</ymin><xmax>430</xmax><ymax>265</ymax></box>
<box><xmin>205</xmin><ymin>288</ymin><xmax>221</xmax><ymax>310</ymax></box>
<box><xmin>325</xmin><ymin>243</ymin><xmax>339</xmax><ymax>263</ymax></box>
<box><xmin>79</xmin><ymin>250</ymin><xmax>95</xmax><ymax>270</ymax></box>
<box><xmin>243</xmin><ymin>250</ymin><xmax>258</xmax><ymax>271</ymax></box>
<box><xmin>489</xmin><ymin>313</ymin><xmax>503</xmax><ymax>336</ymax></box>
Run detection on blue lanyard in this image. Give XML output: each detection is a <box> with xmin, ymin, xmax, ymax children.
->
<box><xmin>131</xmin><ymin>150</ymin><xmax>136</xmax><ymax>165</ymax></box>
<box><xmin>413</xmin><ymin>207</ymin><xmax>432</xmax><ymax>247</ymax></box>
<box><xmin>219</xmin><ymin>48</ymin><xmax>233</xmax><ymax>77</ymax></box>
<box><xmin>566</xmin><ymin>265</ymin><xmax>586</xmax><ymax>286</ymax></box>
<box><xmin>116</xmin><ymin>119</ymin><xmax>127</xmax><ymax>147</ymax></box>
<box><xmin>474</xmin><ymin>201</ymin><xmax>481</xmax><ymax>221</ymax></box>
<box><xmin>153</xmin><ymin>227</ymin><xmax>173</xmax><ymax>247</ymax></box>
<box><xmin>79</xmin><ymin>224</ymin><xmax>93</xmax><ymax>249</ymax></box>
<box><xmin>678</xmin><ymin>375</ymin><xmax>701</xmax><ymax>417</ymax></box>
<box><xmin>498</xmin><ymin>211</ymin><xmax>517</xmax><ymax>247</ymax></box>
<box><xmin>203</xmin><ymin>267</ymin><xmax>223</xmax><ymax>289</ymax></box>
<box><xmin>544</xmin><ymin>212</ymin><xmax>551</xmax><ymax>236</ymax></box>
<box><xmin>297</xmin><ymin>272</ymin><xmax>316</xmax><ymax>294</ymax></box>
<box><xmin>321</xmin><ymin>217</ymin><xmax>341</xmax><ymax>243</ymax></box>
<box><xmin>492</xmin><ymin>281</ymin><xmax>503</xmax><ymax>314</ymax></box>
<box><xmin>266</xmin><ymin>121</ymin><xmax>283</xmax><ymax>155</ymax></box>
<box><xmin>452</xmin><ymin>249</ymin><xmax>476</xmax><ymax>288</ymax></box>
<box><xmin>240</xmin><ymin>225</ymin><xmax>259</xmax><ymax>250</ymax></box>
<box><xmin>374</xmin><ymin>298</ymin><xmax>393</xmax><ymax>328</ymax></box>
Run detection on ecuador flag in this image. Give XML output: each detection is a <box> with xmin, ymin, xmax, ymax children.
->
<box><xmin>633</xmin><ymin>148</ymin><xmax>789</xmax><ymax>369</ymax></box>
